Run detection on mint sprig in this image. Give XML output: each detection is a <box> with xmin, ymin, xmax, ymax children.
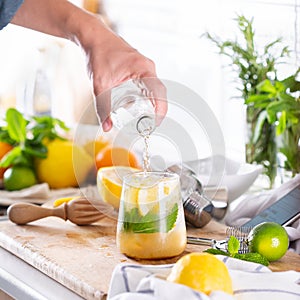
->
<box><xmin>123</xmin><ymin>203</ymin><xmax>178</xmax><ymax>234</ymax></box>
<box><xmin>0</xmin><ymin>108</ymin><xmax>69</xmax><ymax>169</ymax></box>
<box><xmin>227</xmin><ymin>235</ymin><xmax>240</xmax><ymax>256</ymax></box>
<box><xmin>204</xmin><ymin>235</ymin><xmax>269</xmax><ymax>266</ymax></box>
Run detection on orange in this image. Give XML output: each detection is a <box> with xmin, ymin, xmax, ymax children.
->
<box><xmin>84</xmin><ymin>138</ymin><xmax>110</xmax><ymax>158</ymax></box>
<box><xmin>167</xmin><ymin>252</ymin><xmax>233</xmax><ymax>295</ymax></box>
<box><xmin>95</xmin><ymin>146</ymin><xmax>140</xmax><ymax>169</ymax></box>
<box><xmin>0</xmin><ymin>141</ymin><xmax>13</xmax><ymax>179</ymax></box>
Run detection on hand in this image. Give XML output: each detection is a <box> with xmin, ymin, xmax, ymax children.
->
<box><xmin>10</xmin><ymin>0</ymin><xmax>167</xmax><ymax>131</ymax></box>
<box><xmin>82</xmin><ymin>22</ymin><xmax>167</xmax><ymax>131</ymax></box>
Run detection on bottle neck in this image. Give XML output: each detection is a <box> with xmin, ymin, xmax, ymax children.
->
<box><xmin>136</xmin><ymin>115</ymin><xmax>155</xmax><ymax>136</ymax></box>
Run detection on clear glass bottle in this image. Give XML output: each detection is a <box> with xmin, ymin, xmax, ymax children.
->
<box><xmin>110</xmin><ymin>79</ymin><xmax>156</xmax><ymax>136</ymax></box>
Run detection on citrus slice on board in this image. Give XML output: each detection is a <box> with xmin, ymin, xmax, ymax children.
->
<box><xmin>53</xmin><ymin>196</ymin><xmax>80</xmax><ymax>207</ymax></box>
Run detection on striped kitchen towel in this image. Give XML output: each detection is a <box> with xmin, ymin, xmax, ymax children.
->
<box><xmin>108</xmin><ymin>255</ymin><xmax>300</xmax><ymax>300</ymax></box>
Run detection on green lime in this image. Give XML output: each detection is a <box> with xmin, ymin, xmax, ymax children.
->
<box><xmin>247</xmin><ymin>222</ymin><xmax>289</xmax><ymax>262</ymax></box>
<box><xmin>3</xmin><ymin>166</ymin><xmax>37</xmax><ymax>191</ymax></box>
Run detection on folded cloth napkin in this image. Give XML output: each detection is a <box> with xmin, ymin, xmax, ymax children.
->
<box><xmin>0</xmin><ymin>183</ymin><xmax>101</xmax><ymax>205</ymax></box>
<box><xmin>107</xmin><ymin>256</ymin><xmax>300</xmax><ymax>300</ymax></box>
<box><xmin>224</xmin><ymin>174</ymin><xmax>300</xmax><ymax>253</ymax></box>
<box><xmin>0</xmin><ymin>183</ymin><xmax>52</xmax><ymax>205</ymax></box>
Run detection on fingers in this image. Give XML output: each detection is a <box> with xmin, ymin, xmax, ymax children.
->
<box><xmin>95</xmin><ymin>89</ymin><xmax>113</xmax><ymax>132</ymax></box>
<box><xmin>95</xmin><ymin>77</ymin><xmax>168</xmax><ymax>132</ymax></box>
<box><xmin>140</xmin><ymin>77</ymin><xmax>168</xmax><ymax>126</ymax></box>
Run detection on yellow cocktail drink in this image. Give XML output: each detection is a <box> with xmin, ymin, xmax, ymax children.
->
<box><xmin>117</xmin><ymin>172</ymin><xmax>186</xmax><ymax>259</ymax></box>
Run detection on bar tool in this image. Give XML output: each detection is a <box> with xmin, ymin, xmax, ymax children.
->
<box><xmin>187</xmin><ymin>226</ymin><xmax>252</xmax><ymax>253</ymax></box>
<box><xmin>168</xmin><ymin>164</ymin><xmax>225</xmax><ymax>227</ymax></box>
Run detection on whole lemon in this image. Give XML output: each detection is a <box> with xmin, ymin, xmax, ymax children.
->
<box><xmin>35</xmin><ymin>139</ymin><xmax>93</xmax><ymax>189</ymax></box>
<box><xmin>247</xmin><ymin>222</ymin><xmax>289</xmax><ymax>262</ymax></box>
<box><xmin>167</xmin><ymin>252</ymin><xmax>233</xmax><ymax>295</ymax></box>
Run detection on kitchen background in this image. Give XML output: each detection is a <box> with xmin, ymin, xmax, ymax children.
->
<box><xmin>0</xmin><ymin>0</ymin><xmax>299</xmax><ymax>162</ymax></box>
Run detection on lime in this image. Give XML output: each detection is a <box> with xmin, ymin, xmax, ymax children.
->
<box><xmin>3</xmin><ymin>166</ymin><xmax>37</xmax><ymax>191</ymax></box>
<box><xmin>247</xmin><ymin>222</ymin><xmax>289</xmax><ymax>262</ymax></box>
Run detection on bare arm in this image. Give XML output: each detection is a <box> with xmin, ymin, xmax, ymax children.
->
<box><xmin>11</xmin><ymin>0</ymin><xmax>167</xmax><ymax>131</ymax></box>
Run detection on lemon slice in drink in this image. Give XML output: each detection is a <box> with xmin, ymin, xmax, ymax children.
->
<box><xmin>97</xmin><ymin>166</ymin><xmax>140</xmax><ymax>209</ymax></box>
<box><xmin>136</xmin><ymin>177</ymin><xmax>178</xmax><ymax>216</ymax></box>
<box><xmin>137</xmin><ymin>186</ymin><xmax>159</xmax><ymax>216</ymax></box>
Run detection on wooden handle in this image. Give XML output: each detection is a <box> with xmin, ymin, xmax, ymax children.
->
<box><xmin>7</xmin><ymin>203</ymin><xmax>67</xmax><ymax>225</ymax></box>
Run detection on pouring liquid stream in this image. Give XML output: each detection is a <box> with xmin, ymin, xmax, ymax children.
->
<box><xmin>142</xmin><ymin>131</ymin><xmax>151</xmax><ymax>173</ymax></box>
<box><xmin>136</xmin><ymin>118</ymin><xmax>153</xmax><ymax>174</ymax></box>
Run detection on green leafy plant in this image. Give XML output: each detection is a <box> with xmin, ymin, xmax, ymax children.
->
<box><xmin>246</xmin><ymin>71</ymin><xmax>300</xmax><ymax>175</ymax></box>
<box><xmin>204</xmin><ymin>15</ymin><xmax>294</xmax><ymax>186</ymax></box>
<box><xmin>0</xmin><ymin>108</ymin><xmax>69</xmax><ymax>170</ymax></box>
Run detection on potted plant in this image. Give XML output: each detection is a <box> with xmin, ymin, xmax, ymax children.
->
<box><xmin>205</xmin><ymin>15</ymin><xmax>299</xmax><ymax>186</ymax></box>
<box><xmin>246</xmin><ymin>71</ymin><xmax>300</xmax><ymax>177</ymax></box>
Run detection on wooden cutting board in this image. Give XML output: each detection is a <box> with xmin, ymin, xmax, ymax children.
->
<box><xmin>0</xmin><ymin>217</ymin><xmax>299</xmax><ymax>300</ymax></box>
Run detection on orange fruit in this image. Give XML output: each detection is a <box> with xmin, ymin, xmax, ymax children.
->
<box><xmin>95</xmin><ymin>146</ymin><xmax>140</xmax><ymax>169</ymax></box>
<box><xmin>0</xmin><ymin>142</ymin><xmax>13</xmax><ymax>179</ymax></box>
<box><xmin>167</xmin><ymin>252</ymin><xmax>233</xmax><ymax>295</ymax></box>
<box><xmin>84</xmin><ymin>138</ymin><xmax>110</xmax><ymax>158</ymax></box>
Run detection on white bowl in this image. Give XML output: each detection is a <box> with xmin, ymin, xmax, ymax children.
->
<box><xmin>184</xmin><ymin>156</ymin><xmax>263</xmax><ymax>202</ymax></box>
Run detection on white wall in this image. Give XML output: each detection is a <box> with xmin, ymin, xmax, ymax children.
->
<box><xmin>0</xmin><ymin>0</ymin><xmax>299</xmax><ymax>162</ymax></box>
<box><xmin>104</xmin><ymin>0</ymin><xmax>299</xmax><ymax>161</ymax></box>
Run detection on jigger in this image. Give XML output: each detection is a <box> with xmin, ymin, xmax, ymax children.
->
<box><xmin>168</xmin><ymin>164</ymin><xmax>226</xmax><ymax>227</ymax></box>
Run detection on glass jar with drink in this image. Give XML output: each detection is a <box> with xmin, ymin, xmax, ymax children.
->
<box><xmin>116</xmin><ymin>171</ymin><xmax>186</xmax><ymax>259</ymax></box>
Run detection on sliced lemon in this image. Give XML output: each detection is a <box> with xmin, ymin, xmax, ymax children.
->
<box><xmin>97</xmin><ymin>166</ymin><xmax>140</xmax><ymax>209</ymax></box>
<box><xmin>136</xmin><ymin>177</ymin><xmax>178</xmax><ymax>216</ymax></box>
<box><xmin>53</xmin><ymin>196</ymin><xmax>80</xmax><ymax>207</ymax></box>
<box><xmin>137</xmin><ymin>186</ymin><xmax>159</xmax><ymax>216</ymax></box>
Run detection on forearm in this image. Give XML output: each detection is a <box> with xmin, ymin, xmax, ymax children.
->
<box><xmin>10</xmin><ymin>0</ymin><xmax>167</xmax><ymax>130</ymax></box>
<box><xmin>11</xmin><ymin>0</ymin><xmax>110</xmax><ymax>44</ymax></box>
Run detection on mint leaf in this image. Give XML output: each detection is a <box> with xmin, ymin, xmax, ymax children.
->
<box><xmin>234</xmin><ymin>252</ymin><xmax>269</xmax><ymax>266</ymax></box>
<box><xmin>31</xmin><ymin>115</ymin><xmax>69</xmax><ymax>142</ymax></box>
<box><xmin>6</xmin><ymin>108</ymin><xmax>27</xmax><ymax>143</ymax></box>
<box><xmin>204</xmin><ymin>248</ymin><xmax>229</xmax><ymax>256</ymax></box>
<box><xmin>227</xmin><ymin>236</ymin><xmax>240</xmax><ymax>256</ymax></box>
<box><xmin>0</xmin><ymin>146</ymin><xmax>22</xmax><ymax>167</ymax></box>
<box><xmin>0</xmin><ymin>108</ymin><xmax>69</xmax><ymax>170</ymax></box>
<box><xmin>166</xmin><ymin>203</ymin><xmax>178</xmax><ymax>231</ymax></box>
<box><xmin>123</xmin><ymin>203</ymin><xmax>178</xmax><ymax>234</ymax></box>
